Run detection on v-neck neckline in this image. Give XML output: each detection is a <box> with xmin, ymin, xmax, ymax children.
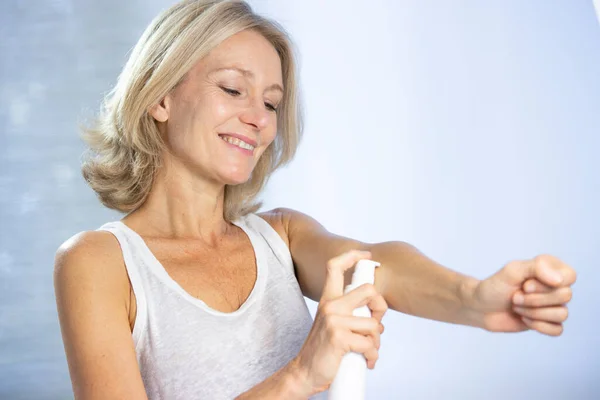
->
<box><xmin>115</xmin><ymin>215</ymin><xmax>266</xmax><ymax>317</ymax></box>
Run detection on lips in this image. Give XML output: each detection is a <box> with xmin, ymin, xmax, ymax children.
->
<box><xmin>218</xmin><ymin>133</ymin><xmax>257</xmax><ymax>147</ymax></box>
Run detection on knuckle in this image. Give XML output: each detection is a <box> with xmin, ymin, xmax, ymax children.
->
<box><xmin>363</xmin><ymin>283</ymin><xmax>377</xmax><ymax>296</ymax></box>
<box><xmin>534</xmin><ymin>254</ymin><xmax>553</xmax><ymax>264</ymax></box>
<box><xmin>379</xmin><ymin>295</ymin><xmax>389</xmax><ymax>311</ymax></box>
<box><xmin>506</xmin><ymin>260</ymin><xmax>524</xmax><ymax>276</ymax></box>
<box><xmin>528</xmin><ymin>295</ymin><xmax>542</xmax><ymax>307</ymax></box>
<box><xmin>530</xmin><ymin>295</ymin><xmax>544</xmax><ymax>307</ymax></box>
<box><xmin>326</xmin><ymin>259</ymin><xmax>337</xmax><ymax>272</ymax></box>
<box><xmin>517</xmin><ymin>306</ymin><xmax>531</xmax><ymax>317</ymax></box>
<box><xmin>373</xmin><ymin>333</ymin><xmax>381</xmax><ymax>348</ymax></box>
<box><xmin>369</xmin><ymin>318</ymin><xmax>379</xmax><ymax>331</ymax></box>
<box><xmin>370</xmin><ymin>348</ymin><xmax>380</xmax><ymax>361</ymax></box>
<box><xmin>360</xmin><ymin>335</ymin><xmax>372</xmax><ymax>350</ymax></box>
<box><xmin>526</xmin><ymin>308</ymin><xmax>537</xmax><ymax>318</ymax></box>
<box><xmin>324</xmin><ymin>313</ymin><xmax>338</xmax><ymax>330</ymax></box>
<box><xmin>320</xmin><ymin>301</ymin><xmax>335</xmax><ymax>315</ymax></box>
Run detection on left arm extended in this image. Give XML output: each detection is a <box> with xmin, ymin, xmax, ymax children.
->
<box><xmin>267</xmin><ymin>207</ymin><xmax>575</xmax><ymax>336</ymax></box>
<box><xmin>270</xmin><ymin>208</ymin><xmax>482</xmax><ymax>328</ymax></box>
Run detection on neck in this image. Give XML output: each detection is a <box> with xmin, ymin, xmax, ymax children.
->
<box><xmin>124</xmin><ymin>159</ymin><xmax>232</xmax><ymax>243</ymax></box>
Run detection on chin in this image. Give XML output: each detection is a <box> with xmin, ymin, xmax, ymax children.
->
<box><xmin>221</xmin><ymin>170</ymin><xmax>253</xmax><ymax>186</ymax></box>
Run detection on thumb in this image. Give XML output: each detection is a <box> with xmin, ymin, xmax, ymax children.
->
<box><xmin>503</xmin><ymin>258</ymin><xmax>563</xmax><ymax>288</ymax></box>
<box><xmin>320</xmin><ymin>250</ymin><xmax>372</xmax><ymax>303</ymax></box>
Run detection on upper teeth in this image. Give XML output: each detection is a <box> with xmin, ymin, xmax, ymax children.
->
<box><xmin>220</xmin><ymin>135</ymin><xmax>255</xmax><ymax>151</ymax></box>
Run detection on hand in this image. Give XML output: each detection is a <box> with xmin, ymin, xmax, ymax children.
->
<box><xmin>471</xmin><ymin>254</ymin><xmax>576</xmax><ymax>336</ymax></box>
<box><xmin>290</xmin><ymin>250</ymin><xmax>389</xmax><ymax>397</ymax></box>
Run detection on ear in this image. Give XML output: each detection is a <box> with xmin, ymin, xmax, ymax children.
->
<box><xmin>148</xmin><ymin>96</ymin><xmax>171</xmax><ymax>122</ymax></box>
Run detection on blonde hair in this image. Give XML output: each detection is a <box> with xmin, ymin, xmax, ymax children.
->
<box><xmin>81</xmin><ymin>0</ymin><xmax>303</xmax><ymax>221</ymax></box>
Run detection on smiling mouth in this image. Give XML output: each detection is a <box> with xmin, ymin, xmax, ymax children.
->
<box><xmin>218</xmin><ymin>134</ymin><xmax>256</xmax><ymax>151</ymax></box>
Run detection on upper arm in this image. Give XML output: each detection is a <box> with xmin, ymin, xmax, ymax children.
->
<box><xmin>262</xmin><ymin>208</ymin><xmax>373</xmax><ymax>302</ymax></box>
<box><xmin>54</xmin><ymin>231</ymin><xmax>148</xmax><ymax>400</ymax></box>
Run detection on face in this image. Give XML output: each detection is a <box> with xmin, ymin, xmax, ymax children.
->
<box><xmin>151</xmin><ymin>29</ymin><xmax>283</xmax><ymax>186</ymax></box>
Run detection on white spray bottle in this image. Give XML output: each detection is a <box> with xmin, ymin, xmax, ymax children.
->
<box><xmin>328</xmin><ymin>259</ymin><xmax>381</xmax><ymax>400</ymax></box>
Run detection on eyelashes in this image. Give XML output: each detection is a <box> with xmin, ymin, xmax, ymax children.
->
<box><xmin>220</xmin><ymin>86</ymin><xmax>278</xmax><ymax>112</ymax></box>
<box><xmin>221</xmin><ymin>86</ymin><xmax>241</xmax><ymax>96</ymax></box>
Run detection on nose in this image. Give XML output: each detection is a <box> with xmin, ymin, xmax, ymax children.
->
<box><xmin>239</xmin><ymin>98</ymin><xmax>271</xmax><ymax>131</ymax></box>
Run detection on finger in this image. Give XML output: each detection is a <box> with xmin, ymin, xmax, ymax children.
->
<box><xmin>364</xmin><ymin>347</ymin><xmax>379</xmax><ymax>369</ymax></box>
<box><xmin>329</xmin><ymin>315</ymin><xmax>382</xmax><ymax>348</ymax></box>
<box><xmin>368</xmin><ymin>294</ymin><xmax>389</xmax><ymax>324</ymax></box>
<box><xmin>345</xmin><ymin>332</ymin><xmax>379</xmax><ymax>367</ymax></box>
<box><xmin>532</xmin><ymin>255</ymin><xmax>577</xmax><ymax>287</ymax></box>
<box><xmin>512</xmin><ymin>286</ymin><xmax>572</xmax><ymax>307</ymax></box>
<box><xmin>536</xmin><ymin>255</ymin><xmax>577</xmax><ymax>286</ymax></box>
<box><xmin>335</xmin><ymin>315</ymin><xmax>382</xmax><ymax>347</ymax></box>
<box><xmin>521</xmin><ymin>317</ymin><xmax>564</xmax><ymax>336</ymax></box>
<box><xmin>341</xmin><ymin>283</ymin><xmax>388</xmax><ymax>321</ymax></box>
<box><xmin>522</xmin><ymin>278</ymin><xmax>553</xmax><ymax>294</ymax></box>
<box><xmin>512</xmin><ymin>306</ymin><xmax>569</xmax><ymax>324</ymax></box>
<box><xmin>504</xmin><ymin>257</ymin><xmax>564</xmax><ymax>288</ymax></box>
<box><xmin>344</xmin><ymin>330</ymin><xmax>375</xmax><ymax>353</ymax></box>
<box><xmin>321</xmin><ymin>250</ymin><xmax>372</xmax><ymax>303</ymax></box>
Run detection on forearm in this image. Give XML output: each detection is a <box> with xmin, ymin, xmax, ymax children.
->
<box><xmin>371</xmin><ymin>241</ymin><xmax>482</xmax><ymax>328</ymax></box>
<box><xmin>235</xmin><ymin>359</ymin><xmax>310</xmax><ymax>400</ymax></box>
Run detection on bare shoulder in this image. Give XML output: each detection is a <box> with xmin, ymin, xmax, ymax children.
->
<box><xmin>54</xmin><ymin>230</ymin><xmax>146</xmax><ymax>398</ymax></box>
<box><xmin>56</xmin><ymin>230</ymin><xmax>121</xmax><ymax>274</ymax></box>
<box><xmin>54</xmin><ymin>229</ymin><xmax>130</xmax><ymax>303</ymax></box>
<box><xmin>258</xmin><ymin>208</ymin><xmax>370</xmax><ymax>301</ymax></box>
<box><xmin>256</xmin><ymin>208</ymin><xmax>290</xmax><ymax>247</ymax></box>
<box><xmin>258</xmin><ymin>207</ymin><xmax>329</xmax><ymax>242</ymax></box>
<box><xmin>256</xmin><ymin>207</ymin><xmax>325</xmax><ymax>248</ymax></box>
<box><xmin>56</xmin><ymin>230</ymin><xmax>119</xmax><ymax>262</ymax></box>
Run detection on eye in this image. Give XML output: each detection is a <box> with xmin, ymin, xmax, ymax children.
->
<box><xmin>221</xmin><ymin>86</ymin><xmax>241</xmax><ymax>96</ymax></box>
<box><xmin>265</xmin><ymin>102</ymin><xmax>278</xmax><ymax>112</ymax></box>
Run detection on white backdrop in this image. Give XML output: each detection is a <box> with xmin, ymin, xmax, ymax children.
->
<box><xmin>254</xmin><ymin>1</ymin><xmax>600</xmax><ymax>399</ymax></box>
<box><xmin>0</xmin><ymin>1</ymin><xmax>598</xmax><ymax>399</ymax></box>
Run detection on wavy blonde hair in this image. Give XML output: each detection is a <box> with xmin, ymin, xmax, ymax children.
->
<box><xmin>81</xmin><ymin>0</ymin><xmax>303</xmax><ymax>221</ymax></box>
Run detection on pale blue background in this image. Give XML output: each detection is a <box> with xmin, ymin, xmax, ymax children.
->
<box><xmin>1</xmin><ymin>1</ymin><xmax>598</xmax><ymax>399</ymax></box>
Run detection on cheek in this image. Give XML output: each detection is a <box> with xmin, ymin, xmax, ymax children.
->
<box><xmin>210</xmin><ymin>92</ymin><xmax>238</xmax><ymax>121</ymax></box>
<box><xmin>264</xmin><ymin>119</ymin><xmax>279</xmax><ymax>143</ymax></box>
<box><xmin>257</xmin><ymin>125</ymin><xmax>278</xmax><ymax>156</ymax></box>
<box><xmin>183</xmin><ymin>89</ymin><xmax>232</xmax><ymax>132</ymax></box>
<box><xmin>177</xmin><ymin>98</ymin><xmax>228</xmax><ymax>142</ymax></box>
<box><xmin>214</xmin><ymin>102</ymin><xmax>229</xmax><ymax>119</ymax></box>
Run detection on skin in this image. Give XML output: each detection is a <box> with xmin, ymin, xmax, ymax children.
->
<box><xmin>55</xmin><ymin>29</ymin><xmax>296</xmax><ymax>400</ymax></box>
<box><xmin>54</xmin><ymin>27</ymin><xmax>577</xmax><ymax>400</ymax></box>
<box><xmin>130</xmin><ymin>28</ymin><xmax>283</xmax><ymax>240</ymax></box>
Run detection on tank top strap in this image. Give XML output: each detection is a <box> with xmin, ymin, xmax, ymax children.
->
<box><xmin>242</xmin><ymin>213</ymin><xmax>296</xmax><ymax>278</ymax></box>
<box><xmin>96</xmin><ymin>221</ymin><xmax>148</xmax><ymax>350</ymax></box>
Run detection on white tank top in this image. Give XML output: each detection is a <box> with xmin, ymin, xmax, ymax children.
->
<box><xmin>98</xmin><ymin>213</ymin><xmax>327</xmax><ymax>399</ymax></box>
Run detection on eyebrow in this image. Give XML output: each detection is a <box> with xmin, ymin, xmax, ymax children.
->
<box><xmin>211</xmin><ymin>66</ymin><xmax>284</xmax><ymax>93</ymax></box>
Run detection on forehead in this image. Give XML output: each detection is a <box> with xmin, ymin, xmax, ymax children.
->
<box><xmin>201</xmin><ymin>30</ymin><xmax>283</xmax><ymax>82</ymax></box>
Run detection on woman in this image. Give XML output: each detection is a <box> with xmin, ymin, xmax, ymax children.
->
<box><xmin>54</xmin><ymin>1</ymin><xmax>577</xmax><ymax>399</ymax></box>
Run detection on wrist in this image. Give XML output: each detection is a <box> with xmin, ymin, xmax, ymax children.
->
<box><xmin>280</xmin><ymin>357</ymin><xmax>312</xmax><ymax>399</ymax></box>
<box><xmin>458</xmin><ymin>276</ymin><xmax>485</xmax><ymax>329</ymax></box>
<box><xmin>235</xmin><ymin>358</ymin><xmax>310</xmax><ymax>400</ymax></box>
